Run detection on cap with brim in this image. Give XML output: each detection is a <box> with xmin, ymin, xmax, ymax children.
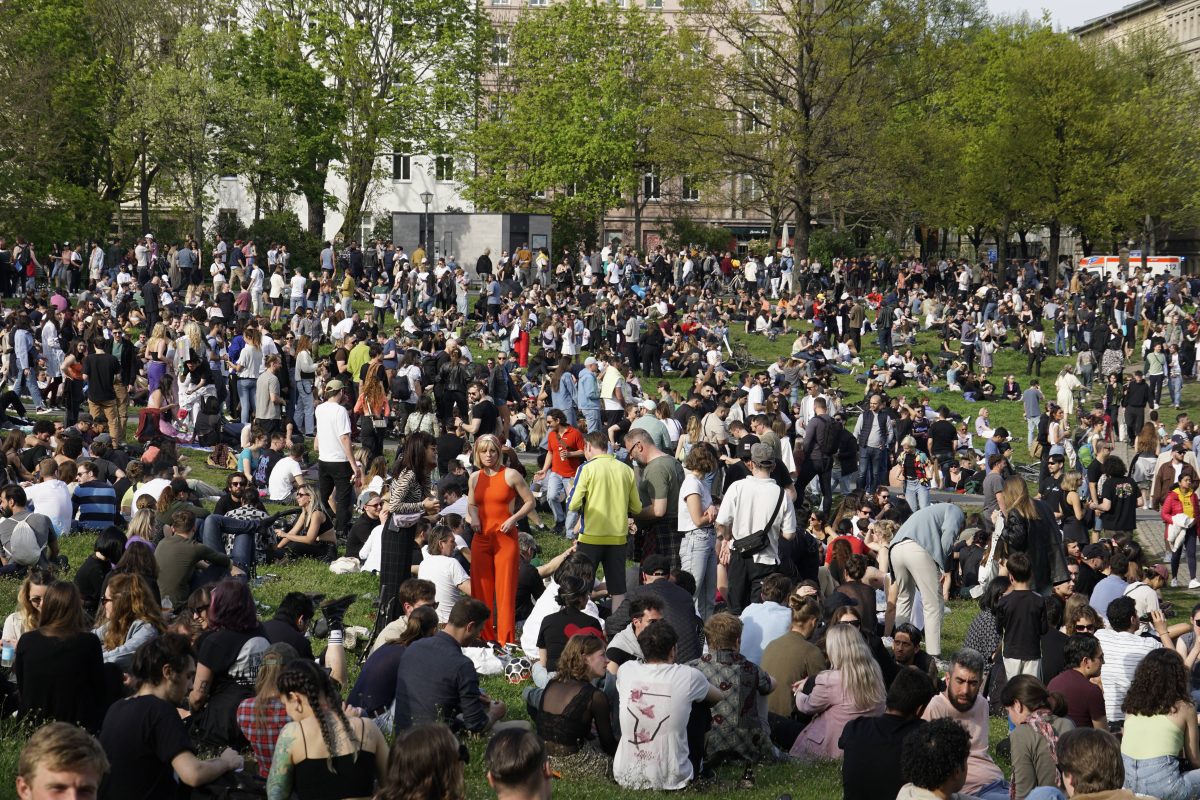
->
<box><xmin>1174</xmin><ymin>444</ymin><xmax>1189</xmax><ymax>454</ymax></box>
<box><xmin>326</xmin><ymin>379</ymin><xmax>345</xmax><ymax>392</ymax></box>
<box><xmin>737</xmin><ymin>435</ymin><xmax>760</xmax><ymax>461</ymax></box>
<box><xmin>93</xmin><ymin>433</ymin><xmax>111</xmax><ymax>445</ymax></box>
<box><xmin>584</xmin><ymin>356</ymin><xmax>597</xmax><ymax>366</ymax></box>
<box><xmin>1152</xmin><ymin>563</ymin><xmax>1170</xmax><ymax>581</ymax></box>
<box><xmin>639</xmin><ymin>399</ymin><xmax>657</xmax><ymax>411</ymax></box>
<box><xmin>956</xmin><ymin>526</ymin><xmax>981</xmax><ymax>545</ymax></box>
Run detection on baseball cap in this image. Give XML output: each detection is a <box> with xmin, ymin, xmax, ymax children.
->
<box><xmin>1151</xmin><ymin>564</ymin><xmax>1170</xmax><ymax>582</ymax></box>
<box><xmin>737</xmin><ymin>435</ymin><xmax>761</xmax><ymax>461</ymax></box>
<box><xmin>584</xmin><ymin>356</ymin><xmax>597</xmax><ymax>366</ymax></box>
<box><xmin>750</xmin><ymin>442</ymin><xmax>776</xmax><ymax>465</ymax></box>
<box><xmin>1082</xmin><ymin>543</ymin><xmax>1107</xmax><ymax>559</ymax></box>
<box><xmin>1174</xmin><ymin>443</ymin><xmax>1189</xmax><ymax>454</ymax></box>
<box><xmin>326</xmin><ymin>379</ymin><xmax>345</xmax><ymax>392</ymax></box>
<box><xmin>639</xmin><ymin>399</ymin><xmax>657</xmax><ymax>411</ymax></box>
<box><xmin>641</xmin><ymin>555</ymin><xmax>671</xmax><ymax>578</ymax></box>
<box><xmin>93</xmin><ymin>433</ymin><xmax>111</xmax><ymax>445</ymax></box>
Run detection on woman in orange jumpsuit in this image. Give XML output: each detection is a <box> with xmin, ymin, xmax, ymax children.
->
<box><xmin>467</xmin><ymin>434</ymin><xmax>536</xmax><ymax>645</ymax></box>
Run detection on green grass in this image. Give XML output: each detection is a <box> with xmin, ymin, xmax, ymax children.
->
<box><xmin>0</xmin><ymin>296</ymin><xmax>1186</xmax><ymax>798</ymax></box>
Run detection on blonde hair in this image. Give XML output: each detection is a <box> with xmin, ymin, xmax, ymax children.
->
<box><xmin>127</xmin><ymin>509</ymin><xmax>156</xmax><ymax>542</ymax></box>
<box><xmin>472</xmin><ymin>434</ymin><xmax>502</xmax><ymax>469</ymax></box>
<box><xmin>1061</xmin><ymin>471</ymin><xmax>1082</xmax><ymax>493</ymax></box>
<box><xmin>1001</xmin><ymin>474</ymin><xmax>1037</xmax><ymax>520</ymax></box>
<box><xmin>826</xmin><ymin>623</ymin><xmax>885</xmax><ymax>711</ymax></box>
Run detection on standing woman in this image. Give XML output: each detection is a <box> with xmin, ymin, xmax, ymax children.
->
<box><xmin>467</xmin><ymin>434</ymin><xmax>536</xmax><ymax>645</ymax></box>
<box><xmin>293</xmin><ymin>335</ymin><xmax>317</xmax><ymax>437</ymax></box>
<box><xmin>678</xmin><ymin>444</ymin><xmax>718</xmax><ymax>618</ymax></box>
<box><xmin>1001</xmin><ymin>475</ymin><xmax>1068</xmax><ymax>595</ymax></box>
<box><xmin>354</xmin><ymin>362</ymin><xmax>389</xmax><ymax>462</ymax></box>
<box><xmin>898</xmin><ymin>435</ymin><xmax>932</xmax><ymax>511</ymax></box>
<box><xmin>12</xmin><ymin>314</ymin><xmax>44</xmax><ymax>412</ymax></box>
<box><xmin>15</xmin><ymin>581</ymin><xmax>108</xmax><ymax>732</ymax></box>
<box><xmin>232</xmin><ymin>326</ymin><xmax>263</xmax><ymax>425</ymax></box>
<box><xmin>40</xmin><ymin>310</ymin><xmax>64</xmax><ymax>408</ymax></box>
<box><xmin>265</xmin><ymin>659</ymin><xmax>390</xmax><ymax>800</ymax></box>
<box><xmin>144</xmin><ymin>322</ymin><xmax>172</xmax><ymax>395</ymax></box>
<box><xmin>61</xmin><ymin>338</ymin><xmax>87</xmax><ymax>426</ymax></box>
<box><xmin>383</xmin><ymin>432</ymin><xmax>440</xmax><ymax>623</ymax></box>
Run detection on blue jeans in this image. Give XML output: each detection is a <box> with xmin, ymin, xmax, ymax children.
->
<box><xmin>290</xmin><ymin>296</ymin><xmax>306</xmax><ymax>313</ymax></box>
<box><xmin>1055</xmin><ymin>329</ymin><xmax>1068</xmax><ymax>355</ymax></box>
<box><xmin>236</xmin><ymin>377</ymin><xmax>255</xmax><ymax>424</ymax></box>
<box><xmin>543</xmin><ymin>472</ymin><xmax>578</xmax><ymax>533</ymax></box>
<box><xmin>1123</xmin><ymin>754</ymin><xmax>1200</xmax><ymax>800</ymax></box>
<box><xmin>679</xmin><ymin>527</ymin><xmax>716</xmax><ymax>618</ymax></box>
<box><xmin>904</xmin><ymin>479</ymin><xmax>930</xmax><ymax>511</ymax></box>
<box><xmin>201</xmin><ymin>514</ymin><xmax>258</xmax><ymax>573</ymax></box>
<box><xmin>582</xmin><ymin>407</ymin><xmax>601</xmax><ymax>436</ymax></box>
<box><xmin>858</xmin><ymin>447</ymin><xmax>887</xmax><ymax>493</ymax></box>
<box><xmin>1027</xmin><ymin>415</ymin><xmax>1041</xmax><ymax>446</ymax></box>
<box><xmin>1171</xmin><ymin>375</ymin><xmax>1184</xmax><ymax>406</ymax></box>
<box><xmin>294</xmin><ymin>380</ymin><xmax>315</xmax><ymax>435</ymax></box>
<box><xmin>1025</xmin><ymin>788</ymin><xmax>1066</xmax><ymax>800</ymax></box>
<box><xmin>973</xmin><ymin>778</ymin><xmax>1011</xmax><ymax>800</ymax></box>
<box><xmin>14</xmin><ymin>369</ymin><xmax>42</xmax><ymax>409</ymax></box>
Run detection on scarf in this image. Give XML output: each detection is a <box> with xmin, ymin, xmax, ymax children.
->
<box><xmin>1178</xmin><ymin>487</ymin><xmax>1197</xmax><ymax>520</ymax></box>
<box><xmin>1010</xmin><ymin>709</ymin><xmax>1062</xmax><ymax>800</ymax></box>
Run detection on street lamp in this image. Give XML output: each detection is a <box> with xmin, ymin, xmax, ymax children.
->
<box><xmin>420</xmin><ymin>191</ymin><xmax>433</xmax><ymax>254</ymax></box>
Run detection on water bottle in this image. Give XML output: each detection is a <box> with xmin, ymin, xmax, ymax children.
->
<box><xmin>2</xmin><ymin>640</ymin><xmax>15</xmax><ymax>669</ymax></box>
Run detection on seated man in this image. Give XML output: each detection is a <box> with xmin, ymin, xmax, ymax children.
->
<box><xmin>266</xmin><ymin>443</ymin><xmax>305</xmax><ymax>502</ymax></box>
<box><xmin>25</xmin><ymin>458</ymin><xmax>73</xmax><ymax>537</ymax></box>
<box><xmin>841</xmin><ymin>666</ymin><xmax>936</xmax><ymax>800</ymax></box>
<box><xmin>1025</xmin><ymin>727</ymin><xmax>1126</xmax><ymax>800</ymax></box>
<box><xmin>393</xmin><ymin>597</ymin><xmax>509</xmax><ymax>733</ymax></box>
<box><xmin>922</xmin><ymin>648</ymin><xmax>1009</xmax><ymax>800</ymax></box>
<box><xmin>485</xmin><ymin>729</ymin><xmax>553</xmax><ymax>800</ymax></box>
<box><xmin>367</xmin><ymin>578</ymin><xmax>435</xmax><ymax>656</ymax></box>
<box><xmin>613</xmin><ymin>620</ymin><xmax>723</xmax><ymax>790</ymax></box>
<box><xmin>156</xmin><ymin>510</ymin><xmax>242</xmax><ymax>606</ymax></box>
<box><xmin>892</xmin><ymin>623</ymin><xmax>941</xmax><ymax>682</ymax></box>
<box><xmin>0</xmin><ymin>484</ymin><xmax>57</xmax><ymax>577</ymax></box>
<box><xmin>605</xmin><ymin>554</ymin><xmax>704</xmax><ymax>664</ymax></box>
<box><xmin>897</xmin><ymin>717</ymin><xmax>973</xmax><ymax>800</ymax></box>
<box><xmin>73</xmin><ymin>460</ymin><xmax>120</xmax><ymax>532</ymax></box>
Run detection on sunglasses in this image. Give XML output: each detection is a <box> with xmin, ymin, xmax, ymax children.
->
<box><xmin>840</xmin><ymin>619</ymin><xmax>861</xmax><ymax>628</ymax></box>
<box><xmin>1075</xmin><ymin>624</ymin><xmax>1096</xmax><ymax>633</ymax></box>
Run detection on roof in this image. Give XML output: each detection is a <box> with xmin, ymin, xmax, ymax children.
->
<box><xmin>1072</xmin><ymin>0</ymin><xmax>1171</xmax><ymax>36</ymax></box>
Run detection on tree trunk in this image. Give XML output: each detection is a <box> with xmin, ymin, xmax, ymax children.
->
<box><xmin>305</xmin><ymin>157</ymin><xmax>330</xmax><ymax>237</ymax></box>
<box><xmin>793</xmin><ymin>191</ymin><xmax>812</xmax><ymax>260</ymax></box>
<box><xmin>1048</xmin><ymin>219</ymin><xmax>1061</xmax><ymax>287</ymax></box>
<box><xmin>1017</xmin><ymin>228</ymin><xmax>1029</xmax><ymax>260</ymax></box>
<box><xmin>632</xmin><ymin>184</ymin><xmax>643</xmax><ymax>253</ymax></box>
<box><xmin>192</xmin><ymin>181</ymin><xmax>204</xmax><ymax>255</ymax></box>
<box><xmin>139</xmin><ymin>146</ymin><xmax>153</xmax><ymax>235</ymax></box>
<box><xmin>997</xmin><ymin>222</ymin><xmax>1009</xmax><ymax>268</ymax></box>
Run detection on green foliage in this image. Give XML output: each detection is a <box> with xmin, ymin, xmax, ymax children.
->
<box><xmin>247</xmin><ymin>211</ymin><xmax>322</xmax><ymax>268</ymax></box>
<box><xmin>807</xmin><ymin>228</ymin><xmax>856</xmax><ymax>265</ymax></box>
<box><xmin>662</xmin><ymin>217</ymin><xmax>734</xmax><ymax>253</ymax></box>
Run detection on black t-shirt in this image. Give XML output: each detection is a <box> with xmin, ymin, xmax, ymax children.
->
<box><xmin>471</xmin><ymin>399</ymin><xmax>499</xmax><ymax>437</ymax></box>
<box><xmin>954</xmin><ymin>542</ymin><xmax>984</xmax><ymax>588</ymax></box>
<box><xmin>437</xmin><ymin>432</ymin><xmax>466</xmax><ymax>475</ymax></box>
<box><xmin>516</xmin><ymin>559</ymin><xmax>544</xmax><ymax>621</ymax></box>
<box><xmin>929</xmin><ymin>419</ymin><xmax>957</xmax><ymax>453</ymax></box>
<box><xmin>994</xmin><ymin>589</ymin><xmax>1048</xmax><ymax>661</ymax></box>
<box><xmin>20</xmin><ymin>444</ymin><xmax>49</xmax><ymax>474</ymax></box>
<box><xmin>263</xmin><ymin>614</ymin><xmax>315</xmax><ymax>661</ymax></box>
<box><xmin>346</xmin><ymin>514</ymin><xmax>376</xmax><ymax>561</ymax></box>
<box><xmin>537</xmin><ymin>608</ymin><xmax>605</xmax><ymax>671</ymax></box>
<box><xmin>99</xmin><ymin>695</ymin><xmax>194</xmax><ymax>800</ymax></box>
<box><xmin>1039</xmin><ymin>474</ymin><xmax>1063</xmax><ymax>512</ymax></box>
<box><xmin>840</xmin><ymin>715</ymin><xmax>927</xmax><ymax>800</ymax></box>
<box><xmin>83</xmin><ymin>353</ymin><xmax>120</xmax><ymax>401</ymax></box>
<box><xmin>1101</xmin><ymin>475</ymin><xmax>1138</xmax><ymax>531</ymax></box>
<box><xmin>1087</xmin><ymin>458</ymin><xmax>1105</xmax><ymax>490</ymax></box>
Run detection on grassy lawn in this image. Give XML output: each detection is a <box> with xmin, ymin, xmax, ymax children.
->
<box><xmin>0</xmin><ymin>297</ymin><xmax>1185</xmax><ymax>798</ymax></box>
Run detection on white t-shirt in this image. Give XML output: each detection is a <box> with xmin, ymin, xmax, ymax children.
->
<box><xmin>418</xmin><ymin>554</ymin><xmax>469</xmax><ymax>622</ymax></box>
<box><xmin>677</xmin><ymin>473</ymin><xmax>711</xmax><ymax>532</ymax></box>
<box><xmin>130</xmin><ymin>478</ymin><xmax>171</xmax><ymax>513</ymax></box>
<box><xmin>24</xmin><ymin>480</ymin><xmax>73</xmax><ymax>536</ymax></box>
<box><xmin>519</xmin><ymin>578</ymin><xmax>601</xmax><ymax>656</ymax></box>
<box><xmin>267</xmin><ymin>456</ymin><xmax>303</xmax><ymax>501</ymax></box>
<box><xmin>315</xmin><ymin>401</ymin><xmax>351</xmax><ymax>463</ymax></box>
<box><xmin>715</xmin><ymin>475</ymin><xmax>796</xmax><ymax>566</ymax></box>
<box><xmin>290</xmin><ymin>275</ymin><xmax>307</xmax><ymax>299</ymax></box>
<box><xmin>613</xmin><ymin>661</ymin><xmax>712</xmax><ymax>790</ymax></box>
<box><xmin>269</xmin><ymin>273</ymin><xmax>287</xmax><ymax>299</ymax></box>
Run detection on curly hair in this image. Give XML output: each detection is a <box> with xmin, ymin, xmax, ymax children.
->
<box><xmin>377</xmin><ymin>722</ymin><xmax>464</xmax><ymax>800</ymax></box>
<box><xmin>277</xmin><ymin>659</ymin><xmax>358</xmax><ymax>770</ymax></box>
<box><xmin>554</xmin><ymin>633</ymin><xmax>605</xmax><ymax>683</ymax></box>
<box><xmin>1122</xmin><ymin>648</ymin><xmax>1190</xmax><ymax>718</ymax></box>
<box><xmin>902</xmin><ymin>718</ymin><xmax>971</xmax><ymax>790</ymax></box>
<box><xmin>99</xmin><ymin>573</ymin><xmax>166</xmax><ymax>652</ymax></box>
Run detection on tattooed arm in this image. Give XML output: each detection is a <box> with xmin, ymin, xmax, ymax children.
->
<box><xmin>266</xmin><ymin>722</ymin><xmax>298</xmax><ymax>800</ymax></box>
<box><xmin>188</xmin><ymin>662</ymin><xmax>214</xmax><ymax>710</ymax></box>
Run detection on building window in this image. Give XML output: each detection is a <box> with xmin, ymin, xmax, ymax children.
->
<box><xmin>491</xmin><ymin>0</ymin><xmax>510</xmax><ymax>6</ymax></box>
<box><xmin>533</xmin><ymin>188</ymin><xmax>546</xmax><ymax>199</ymax></box>
<box><xmin>745</xmin><ymin>38</ymin><xmax>765</xmax><ymax>69</ymax></box>
<box><xmin>740</xmin><ymin>174</ymin><xmax>762</xmax><ymax>202</ymax></box>
<box><xmin>435</xmin><ymin>156</ymin><xmax>454</xmax><ymax>182</ymax></box>
<box><xmin>565</xmin><ymin>182</ymin><xmax>577</xmax><ymax>197</ymax></box>
<box><xmin>682</xmin><ymin>176</ymin><xmax>699</xmax><ymax>202</ymax></box>
<box><xmin>742</xmin><ymin>98</ymin><xmax>764</xmax><ymax>132</ymax></box>
<box><xmin>646</xmin><ymin>0</ymin><xmax>663</xmax><ymax>8</ymax></box>
<box><xmin>492</xmin><ymin>33</ymin><xmax>509</xmax><ymax>65</ymax></box>
<box><xmin>360</xmin><ymin>215</ymin><xmax>374</xmax><ymax>246</ymax></box>
<box><xmin>643</xmin><ymin>170</ymin><xmax>661</xmax><ymax>201</ymax></box>
<box><xmin>529</xmin><ymin>0</ymin><xmax>547</xmax><ymax>6</ymax></box>
<box><xmin>392</xmin><ymin>151</ymin><xmax>411</xmax><ymax>182</ymax></box>
<box><xmin>748</xmin><ymin>0</ymin><xmax>763</xmax><ymax>9</ymax></box>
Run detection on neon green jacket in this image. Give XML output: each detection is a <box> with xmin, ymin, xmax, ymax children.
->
<box><xmin>567</xmin><ymin>454</ymin><xmax>642</xmax><ymax>546</ymax></box>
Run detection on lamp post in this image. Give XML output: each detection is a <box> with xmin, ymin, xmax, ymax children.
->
<box><xmin>420</xmin><ymin>191</ymin><xmax>433</xmax><ymax>255</ymax></box>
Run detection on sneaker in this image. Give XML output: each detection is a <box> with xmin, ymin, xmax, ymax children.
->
<box><xmin>1173</xmin><ymin>578</ymin><xmax>1183</xmax><ymax>588</ymax></box>
<box><xmin>1189</xmin><ymin>579</ymin><xmax>1200</xmax><ymax>590</ymax></box>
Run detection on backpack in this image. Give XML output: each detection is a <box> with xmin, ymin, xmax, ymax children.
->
<box><xmin>391</xmin><ymin>372</ymin><xmax>410</xmax><ymax>401</ymax></box>
<box><xmin>7</xmin><ymin>516</ymin><xmax>45</xmax><ymax>567</ymax></box>
<box><xmin>817</xmin><ymin>416</ymin><xmax>842</xmax><ymax>456</ymax></box>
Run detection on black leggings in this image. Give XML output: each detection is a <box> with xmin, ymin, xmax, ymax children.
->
<box><xmin>1171</xmin><ymin>530</ymin><xmax>1197</xmax><ymax>581</ymax></box>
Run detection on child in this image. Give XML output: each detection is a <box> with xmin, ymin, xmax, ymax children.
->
<box><xmin>416</xmin><ymin>525</ymin><xmax>470</xmax><ymax>623</ymax></box>
<box><xmin>993</xmin><ymin>551</ymin><xmax>1048</xmax><ymax>679</ymax></box>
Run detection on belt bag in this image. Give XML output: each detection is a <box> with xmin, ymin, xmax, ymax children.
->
<box><xmin>731</xmin><ymin>488</ymin><xmax>784</xmax><ymax>558</ymax></box>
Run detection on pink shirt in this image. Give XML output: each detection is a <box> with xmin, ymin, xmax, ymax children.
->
<box><xmin>922</xmin><ymin>692</ymin><xmax>1004</xmax><ymax>792</ymax></box>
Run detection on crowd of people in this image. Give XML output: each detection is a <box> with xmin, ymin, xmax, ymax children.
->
<box><xmin>0</xmin><ymin>232</ymin><xmax>1199</xmax><ymax>800</ymax></box>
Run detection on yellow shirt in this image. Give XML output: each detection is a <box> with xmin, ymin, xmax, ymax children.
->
<box><xmin>340</xmin><ymin>275</ymin><xmax>354</xmax><ymax>299</ymax></box>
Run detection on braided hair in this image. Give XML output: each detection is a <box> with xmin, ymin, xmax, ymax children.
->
<box><xmin>276</xmin><ymin>659</ymin><xmax>358</xmax><ymax>771</ymax></box>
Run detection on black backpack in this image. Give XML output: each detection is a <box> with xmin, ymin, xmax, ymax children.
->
<box><xmin>817</xmin><ymin>415</ymin><xmax>842</xmax><ymax>456</ymax></box>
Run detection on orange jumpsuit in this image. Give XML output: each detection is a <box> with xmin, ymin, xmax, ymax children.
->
<box><xmin>471</xmin><ymin>470</ymin><xmax>519</xmax><ymax>644</ymax></box>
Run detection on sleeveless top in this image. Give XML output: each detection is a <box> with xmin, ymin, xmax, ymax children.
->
<box><xmin>537</xmin><ymin>681</ymin><xmax>598</xmax><ymax>751</ymax></box>
<box><xmin>292</xmin><ymin>719</ymin><xmax>378</xmax><ymax>799</ymax></box>
<box><xmin>1122</xmin><ymin>714</ymin><xmax>1185</xmax><ymax>760</ymax></box>
<box><xmin>474</xmin><ymin>469</ymin><xmax>516</xmax><ymax>537</ymax></box>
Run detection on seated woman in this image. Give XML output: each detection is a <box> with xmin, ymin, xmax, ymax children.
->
<box><xmin>236</xmin><ymin>642</ymin><xmax>301</xmax><ymax>779</ymax></box>
<box><xmin>142</xmin><ymin>374</ymin><xmax>191</xmax><ymax>442</ymax></box>
<box><xmin>267</xmin><ymin>659</ymin><xmax>390</xmax><ymax>800</ymax></box>
<box><xmin>690</xmin><ymin>613</ymin><xmax>774</xmax><ymax>767</ymax></box>
<box><xmin>94</xmin><ymin>572</ymin><xmax>165</xmax><ymax>672</ymax></box>
<box><xmin>349</xmin><ymin>606</ymin><xmax>438</xmax><ymax>727</ymax></box>
<box><xmin>535</xmin><ymin>634</ymin><xmax>617</xmax><ymax>776</ymax></box>
<box><xmin>375</xmin><ymin>723</ymin><xmax>464</xmax><ymax>800</ymax></box>
<box><xmin>1001</xmin><ymin>674</ymin><xmax>1073</xmax><ymax>800</ymax></box>
<box><xmin>1120</xmin><ymin>649</ymin><xmax>1200</xmax><ymax>800</ymax></box>
<box><xmin>4</xmin><ymin>567</ymin><xmax>53</xmax><ymax>644</ymax></box>
<box><xmin>271</xmin><ymin>484</ymin><xmax>336</xmax><ymax>562</ymax></box>
<box><xmin>789</xmin><ymin>622</ymin><xmax>885</xmax><ymax>761</ymax></box>
<box><xmin>76</xmin><ymin>527</ymin><xmax>126</xmax><ymax>621</ymax></box>
<box><xmin>99</xmin><ymin>632</ymin><xmax>243</xmax><ymax>797</ymax></box>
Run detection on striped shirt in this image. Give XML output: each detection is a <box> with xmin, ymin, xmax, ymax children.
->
<box><xmin>1095</xmin><ymin>627</ymin><xmax>1161</xmax><ymax>721</ymax></box>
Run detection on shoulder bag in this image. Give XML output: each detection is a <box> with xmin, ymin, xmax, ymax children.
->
<box><xmin>730</xmin><ymin>487</ymin><xmax>784</xmax><ymax>558</ymax></box>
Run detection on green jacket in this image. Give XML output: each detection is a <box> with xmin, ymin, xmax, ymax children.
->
<box><xmin>568</xmin><ymin>454</ymin><xmax>642</xmax><ymax>546</ymax></box>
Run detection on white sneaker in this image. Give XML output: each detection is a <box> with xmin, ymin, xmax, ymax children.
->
<box><xmin>1173</xmin><ymin>578</ymin><xmax>1183</xmax><ymax>588</ymax></box>
<box><xmin>1189</xmin><ymin>579</ymin><xmax>1200</xmax><ymax>590</ymax></box>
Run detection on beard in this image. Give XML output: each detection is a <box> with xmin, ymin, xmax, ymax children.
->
<box><xmin>947</xmin><ymin>692</ymin><xmax>977</xmax><ymax>713</ymax></box>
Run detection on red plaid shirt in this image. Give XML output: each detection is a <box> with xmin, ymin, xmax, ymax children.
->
<box><xmin>237</xmin><ymin>696</ymin><xmax>290</xmax><ymax>778</ymax></box>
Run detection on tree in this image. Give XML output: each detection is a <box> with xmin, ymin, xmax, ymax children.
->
<box><xmin>464</xmin><ymin>0</ymin><xmax>712</xmax><ymax>250</ymax></box>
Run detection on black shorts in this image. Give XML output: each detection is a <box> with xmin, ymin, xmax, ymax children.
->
<box><xmin>272</xmin><ymin>297</ymin><xmax>286</xmax><ymax>308</ymax></box>
<box><xmin>576</xmin><ymin>541</ymin><xmax>629</xmax><ymax>596</ymax></box>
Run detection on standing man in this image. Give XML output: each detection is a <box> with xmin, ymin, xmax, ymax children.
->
<box><xmin>533</xmin><ymin>409</ymin><xmax>584</xmax><ymax>536</ymax></box>
<box><xmin>567</xmin><ymin>431</ymin><xmax>642</xmax><ymax>610</ymax></box>
<box><xmin>1122</xmin><ymin>371</ymin><xmax>1151</xmax><ymax>443</ymax></box>
<box><xmin>624</xmin><ymin>429</ymin><xmax>685</xmax><ymax>568</ymax></box>
<box><xmin>576</xmin><ymin>356</ymin><xmax>601</xmax><ymax>435</ymax></box>
<box><xmin>255</xmin><ymin>356</ymin><xmax>284</xmax><ymax>438</ymax></box>
<box><xmin>797</xmin><ymin>397</ymin><xmax>837</xmax><ymax>513</ymax></box>
<box><xmin>1022</xmin><ymin>380</ymin><xmax>1044</xmax><ymax>447</ymax></box>
<box><xmin>715</xmin><ymin>443</ymin><xmax>797</xmax><ymax>614</ymax></box>
<box><xmin>852</xmin><ymin>394</ymin><xmax>892</xmax><ymax>493</ymax></box>
<box><xmin>82</xmin><ymin>340</ymin><xmax>126</xmax><ymax>445</ymax></box>
<box><xmin>314</xmin><ymin>380</ymin><xmax>360</xmax><ymax>542</ymax></box>
<box><xmin>891</xmin><ymin>503</ymin><xmax>964</xmax><ymax>661</ymax></box>
<box><xmin>921</xmin><ymin>648</ymin><xmax>1010</xmax><ymax>800</ymax></box>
